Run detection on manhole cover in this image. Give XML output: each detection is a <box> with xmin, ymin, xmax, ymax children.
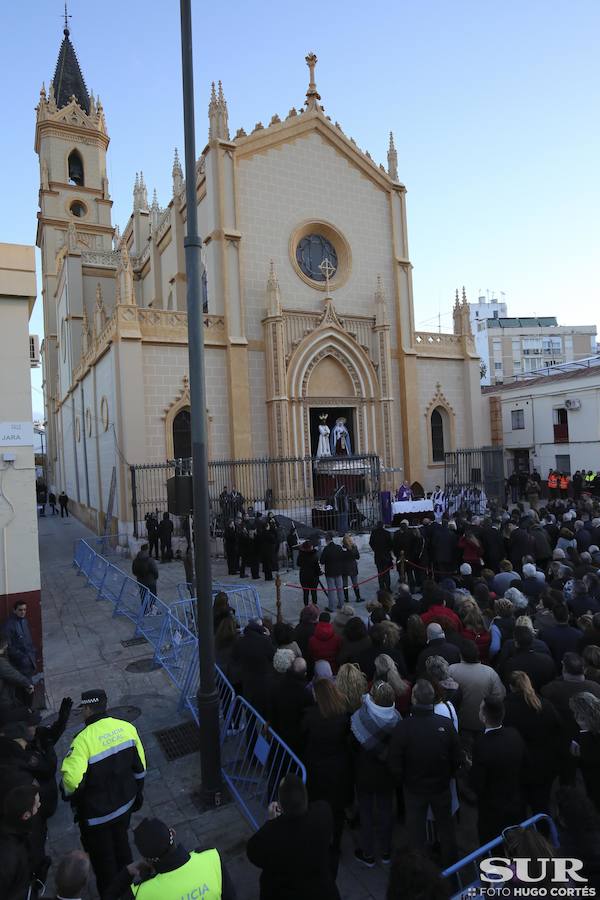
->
<box><xmin>126</xmin><ymin>657</ymin><xmax>161</xmax><ymax>673</ymax></box>
<box><xmin>121</xmin><ymin>636</ymin><xmax>148</xmax><ymax>648</ymax></box>
<box><xmin>155</xmin><ymin>721</ymin><xmax>201</xmax><ymax>761</ymax></box>
<box><xmin>107</xmin><ymin>705</ymin><xmax>142</xmax><ymax>722</ymax></box>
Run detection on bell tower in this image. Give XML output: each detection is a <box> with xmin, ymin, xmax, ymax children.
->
<box><xmin>35</xmin><ymin>21</ymin><xmax>113</xmax><ymax>484</ymax></box>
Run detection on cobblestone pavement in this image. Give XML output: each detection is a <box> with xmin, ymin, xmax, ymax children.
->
<box><xmin>37</xmin><ymin>514</ymin><xmax>402</xmax><ymax>899</ymax></box>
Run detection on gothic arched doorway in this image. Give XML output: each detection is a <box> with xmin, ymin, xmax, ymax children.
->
<box><xmin>173</xmin><ymin>408</ymin><xmax>191</xmax><ymax>460</ymax></box>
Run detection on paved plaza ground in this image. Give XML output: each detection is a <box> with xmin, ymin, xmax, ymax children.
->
<box><xmin>38</xmin><ymin>513</ymin><xmax>408</xmax><ymax>899</ymax></box>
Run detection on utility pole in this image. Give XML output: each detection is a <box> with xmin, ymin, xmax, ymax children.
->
<box><xmin>179</xmin><ymin>0</ymin><xmax>222</xmax><ymax>802</ymax></box>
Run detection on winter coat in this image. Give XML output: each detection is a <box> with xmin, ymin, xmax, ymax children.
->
<box><xmin>231</xmin><ymin>623</ymin><xmax>275</xmax><ymax>716</ymax></box>
<box><xmin>303</xmin><ymin>708</ymin><xmax>353</xmax><ymax>811</ymax></box>
<box><xmin>131</xmin><ymin>549</ymin><xmax>159</xmax><ymax>592</ymax></box>
<box><xmin>271</xmin><ymin>672</ymin><xmax>314</xmax><ymax>756</ymax></box>
<box><xmin>340</xmin><ymin>545</ymin><xmax>359</xmax><ymax>578</ymax></box>
<box><xmin>388</xmin><ymin>706</ymin><xmax>463</xmax><ymax>794</ymax></box>
<box><xmin>448</xmin><ymin>662</ymin><xmax>506</xmax><ymax>732</ymax></box>
<box><xmin>428</xmin><ymin>525</ymin><xmax>458</xmax><ymax>570</ymax></box>
<box><xmin>319</xmin><ymin>542</ymin><xmax>346</xmax><ymax>579</ymax></box>
<box><xmin>246</xmin><ymin>801</ymin><xmax>341</xmax><ymax>900</ymax></box>
<box><xmin>332</xmin><ymin>606</ymin><xmax>355</xmax><ymax>637</ymax></box>
<box><xmin>2</xmin><ymin>614</ymin><xmax>36</xmax><ymax>678</ymax></box>
<box><xmin>292</xmin><ymin>621</ymin><xmax>316</xmax><ymax>658</ymax></box>
<box><xmin>416</xmin><ymin>637</ymin><xmax>461</xmax><ymax>676</ymax></box>
<box><xmin>509</xmin><ymin>527</ymin><xmax>534</xmax><ymax>569</ymax></box>
<box><xmin>298</xmin><ymin>549</ymin><xmax>321</xmax><ymax>588</ymax></box>
<box><xmin>480</xmin><ymin>525</ymin><xmax>507</xmax><ymax>571</ymax></box>
<box><xmin>369</xmin><ymin>526</ymin><xmax>393</xmax><ymax>564</ymax></box>
<box><xmin>307</xmin><ymin>623</ymin><xmax>342</xmax><ymax>672</ymax></box>
<box><xmin>337</xmin><ymin>635</ymin><xmax>372</xmax><ymax>667</ymax></box>
<box><xmin>499</xmin><ymin>649</ymin><xmax>556</xmax><ymax>693</ymax></box>
<box><xmin>503</xmin><ymin>692</ymin><xmax>562</xmax><ymax>784</ymax></box>
<box><xmin>0</xmin><ymin>654</ymin><xmax>32</xmax><ymax>708</ymax></box>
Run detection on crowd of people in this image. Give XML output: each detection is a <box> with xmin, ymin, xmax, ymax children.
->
<box><xmin>6</xmin><ymin>486</ymin><xmax>600</xmax><ymax>898</ymax></box>
<box><xmin>214</xmin><ymin>491</ymin><xmax>600</xmax><ymax>897</ymax></box>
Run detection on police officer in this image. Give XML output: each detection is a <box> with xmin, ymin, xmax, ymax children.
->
<box><xmin>105</xmin><ymin>817</ymin><xmax>236</xmax><ymax>899</ymax></box>
<box><xmin>60</xmin><ymin>689</ymin><xmax>146</xmax><ymax>898</ymax></box>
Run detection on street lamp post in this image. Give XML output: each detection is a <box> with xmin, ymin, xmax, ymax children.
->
<box><xmin>179</xmin><ymin>0</ymin><xmax>222</xmax><ymax>802</ymax></box>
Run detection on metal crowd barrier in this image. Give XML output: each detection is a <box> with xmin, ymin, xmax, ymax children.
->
<box><xmin>181</xmin><ymin>659</ymin><xmax>236</xmax><ymax>740</ymax></box>
<box><xmin>220</xmin><ymin>694</ymin><xmax>307</xmax><ymax>830</ymax></box>
<box><xmin>441</xmin><ymin>813</ymin><xmax>560</xmax><ymax>899</ymax></box>
<box><xmin>177</xmin><ymin>581</ymin><xmax>263</xmax><ymax>629</ymax></box>
<box><xmin>72</xmin><ymin>539</ymin><xmax>306</xmax><ymax>830</ymax></box>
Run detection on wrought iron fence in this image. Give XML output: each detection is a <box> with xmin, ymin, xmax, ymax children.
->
<box><xmin>131</xmin><ymin>453</ymin><xmax>382</xmax><ymax>539</ymax></box>
<box><xmin>444</xmin><ymin>446</ymin><xmax>505</xmax><ymax>516</ymax></box>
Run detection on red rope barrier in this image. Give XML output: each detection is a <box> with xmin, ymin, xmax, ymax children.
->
<box><xmin>283</xmin><ymin>564</ymin><xmax>396</xmax><ymax>592</ymax></box>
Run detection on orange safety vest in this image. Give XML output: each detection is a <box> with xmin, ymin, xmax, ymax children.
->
<box><xmin>560</xmin><ymin>475</ymin><xmax>570</xmax><ymax>490</ymax></box>
<box><xmin>548</xmin><ymin>474</ymin><xmax>558</xmax><ymax>489</ymax></box>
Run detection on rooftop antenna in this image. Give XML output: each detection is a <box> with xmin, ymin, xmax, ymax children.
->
<box><xmin>62</xmin><ymin>3</ymin><xmax>72</xmax><ymax>35</ymax></box>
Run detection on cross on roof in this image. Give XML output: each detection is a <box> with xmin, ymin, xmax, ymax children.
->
<box><xmin>62</xmin><ymin>3</ymin><xmax>72</xmax><ymax>33</ymax></box>
<box><xmin>318</xmin><ymin>257</ymin><xmax>336</xmax><ymax>294</ymax></box>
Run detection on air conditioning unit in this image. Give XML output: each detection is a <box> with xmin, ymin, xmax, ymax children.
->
<box><xmin>565</xmin><ymin>398</ymin><xmax>581</xmax><ymax>410</ymax></box>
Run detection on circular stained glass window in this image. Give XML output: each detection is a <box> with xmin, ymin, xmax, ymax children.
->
<box><xmin>296</xmin><ymin>234</ymin><xmax>338</xmax><ymax>282</ymax></box>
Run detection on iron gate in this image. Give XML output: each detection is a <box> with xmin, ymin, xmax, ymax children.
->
<box><xmin>131</xmin><ymin>453</ymin><xmax>382</xmax><ymax>538</ymax></box>
<box><xmin>444</xmin><ymin>446</ymin><xmax>505</xmax><ymax>516</ymax></box>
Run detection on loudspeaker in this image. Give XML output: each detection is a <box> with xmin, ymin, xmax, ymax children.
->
<box><xmin>167</xmin><ymin>475</ymin><xmax>193</xmax><ymax>516</ymax></box>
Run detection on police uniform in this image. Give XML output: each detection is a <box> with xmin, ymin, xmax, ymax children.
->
<box><xmin>61</xmin><ymin>689</ymin><xmax>146</xmax><ymax>897</ymax></box>
<box><xmin>104</xmin><ymin>817</ymin><xmax>234</xmax><ymax>900</ymax></box>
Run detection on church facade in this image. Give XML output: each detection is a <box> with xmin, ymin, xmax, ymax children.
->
<box><xmin>36</xmin><ymin>28</ymin><xmax>489</xmax><ymax>533</ymax></box>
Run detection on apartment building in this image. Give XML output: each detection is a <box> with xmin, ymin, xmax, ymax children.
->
<box><xmin>475</xmin><ymin>313</ymin><xmax>596</xmax><ymax>386</ymax></box>
<box><xmin>485</xmin><ymin>356</ymin><xmax>600</xmax><ymax>476</ymax></box>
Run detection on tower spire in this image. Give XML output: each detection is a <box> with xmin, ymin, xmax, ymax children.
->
<box><xmin>387</xmin><ymin>131</ymin><xmax>398</xmax><ymax>181</ymax></box>
<box><xmin>304</xmin><ymin>52</ymin><xmax>322</xmax><ymax>111</ymax></box>
<box><xmin>51</xmin><ymin>12</ymin><xmax>90</xmax><ymax>112</ymax></box>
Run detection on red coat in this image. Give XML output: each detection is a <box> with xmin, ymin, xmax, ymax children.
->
<box><xmin>308</xmin><ymin>622</ymin><xmax>342</xmax><ymax>673</ymax></box>
<box><xmin>421</xmin><ymin>605</ymin><xmax>463</xmax><ymax>635</ymax></box>
<box><xmin>461</xmin><ymin>626</ymin><xmax>491</xmax><ymax>661</ymax></box>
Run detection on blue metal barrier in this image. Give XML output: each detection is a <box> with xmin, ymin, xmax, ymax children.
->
<box><xmin>114</xmin><ymin>576</ymin><xmax>147</xmax><ymax>625</ymax></box>
<box><xmin>98</xmin><ymin>565</ymin><xmax>127</xmax><ymax>605</ymax></box>
<box><xmin>441</xmin><ymin>813</ymin><xmax>560</xmax><ymax>899</ymax></box>
<box><xmin>220</xmin><ymin>694</ymin><xmax>306</xmax><ymax>830</ymax></box>
<box><xmin>135</xmin><ymin>593</ymin><xmax>170</xmax><ymax>646</ymax></box>
<box><xmin>78</xmin><ymin>541</ymin><xmax>96</xmax><ymax>578</ymax></box>
<box><xmin>178</xmin><ymin>582</ymin><xmax>263</xmax><ymax>630</ymax></box>
<box><xmin>213</xmin><ymin>583</ymin><xmax>262</xmax><ymax>628</ymax></box>
<box><xmin>73</xmin><ymin>539</ymin><xmax>87</xmax><ymax>571</ymax></box>
<box><xmin>181</xmin><ymin>659</ymin><xmax>236</xmax><ymax>738</ymax></box>
<box><xmin>153</xmin><ymin>612</ymin><xmax>198</xmax><ymax>691</ymax></box>
<box><xmin>87</xmin><ymin>554</ymin><xmax>109</xmax><ymax>592</ymax></box>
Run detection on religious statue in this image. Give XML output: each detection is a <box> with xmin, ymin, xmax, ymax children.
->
<box><xmin>316</xmin><ymin>413</ymin><xmax>331</xmax><ymax>458</ymax></box>
<box><xmin>396</xmin><ymin>480</ymin><xmax>413</xmax><ymax>502</ymax></box>
<box><xmin>67</xmin><ymin>222</ymin><xmax>78</xmax><ymax>252</ymax></box>
<box><xmin>432</xmin><ymin>485</ymin><xmax>446</xmax><ymax>521</ymax></box>
<box><xmin>330</xmin><ymin>417</ymin><xmax>352</xmax><ymax>456</ymax></box>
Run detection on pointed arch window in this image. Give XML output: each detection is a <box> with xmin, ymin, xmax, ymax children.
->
<box><xmin>431</xmin><ymin>407</ymin><xmax>446</xmax><ymax>462</ymax></box>
<box><xmin>68</xmin><ymin>150</ymin><xmax>84</xmax><ymax>186</ymax></box>
<box><xmin>173</xmin><ymin>408</ymin><xmax>192</xmax><ymax>460</ymax></box>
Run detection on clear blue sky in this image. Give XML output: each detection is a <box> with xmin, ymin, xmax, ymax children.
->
<box><xmin>2</xmin><ymin>1</ymin><xmax>598</xmax><ymax>419</ymax></box>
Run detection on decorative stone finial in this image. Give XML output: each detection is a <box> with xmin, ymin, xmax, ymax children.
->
<box><xmin>454</xmin><ymin>288</ymin><xmax>460</xmax><ymax>308</ymax></box>
<box><xmin>375</xmin><ymin>275</ymin><xmax>389</xmax><ymax>327</ymax></box>
<box><xmin>172</xmin><ymin>148</ymin><xmax>184</xmax><ymax>196</ymax></box>
<box><xmin>387</xmin><ymin>131</ymin><xmax>399</xmax><ymax>181</ymax></box>
<box><xmin>305</xmin><ymin>52</ymin><xmax>322</xmax><ymax>110</ymax></box>
<box><xmin>266</xmin><ymin>260</ymin><xmax>282</xmax><ymax>316</ymax></box>
<box><xmin>462</xmin><ymin>285</ymin><xmax>468</xmax><ymax>306</ymax></box>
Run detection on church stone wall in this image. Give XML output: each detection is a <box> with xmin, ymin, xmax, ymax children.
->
<box><xmin>141</xmin><ymin>345</ymin><xmax>189</xmax><ymax>463</ymax></box>
<box><xmin>95</xmin><ymin>350</ymin><xmax>119</xmax><ymax>518</ymax></box>
<box><xmin>204</xmin><ymin>348</ymin><xmax>231</xmax><ymax>460</ymax></box>
<box><xmin>236</xmin><ymin>132</ymin><xmax>397</xmax><ymax>342</ymax></box>
<box><xmin>248</xmin><ymin>350</ymin><xmax>268</xmax><ymax>457</ymax></box>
